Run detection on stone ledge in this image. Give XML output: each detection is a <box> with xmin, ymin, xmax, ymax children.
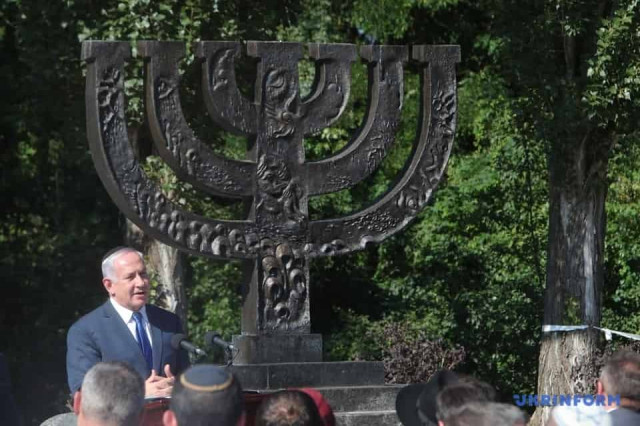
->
<box><xmin>231</xmin><ymin>361</ymin><xmax>384</xmax><ymax>390</ymax></box>
<box><xmin>335</xmin><ymin>410</ymin><xmax>401</xmax><ymax>426</ymax></box>
<box><xmin>315</xmin><ymin>385</ymin><xmax>403</xmax><ymax>412</ymax></box>
<box><xmin>232</xmin><ymin>333</ymin><xmax>322</xmax><ymax>364</ymax></box>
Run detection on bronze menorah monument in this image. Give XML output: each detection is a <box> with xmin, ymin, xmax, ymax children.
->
<box><xmin>82</xmin><ymin>40</ymin><xmax>460</xmax><ymax>365</ymax></box>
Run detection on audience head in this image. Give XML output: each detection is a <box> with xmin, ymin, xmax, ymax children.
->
<box><xmin>444</xmin><ymin>402</ymin><xmax>525</xmax><ymax>426</ymax></box>
<box><xmin>597</xmin><ymin>348</ymin><xmax>640</xmax><ymax>409</ymax></box>
<box><xmin>73</xmin><ymin>361</ymin><xmax>145</xmax><ymax>426</ymax></box>
<box><xmin>298</xmin><ymin>388</ymin><xmax>335</xmax><ymax>426</ymax></box>
<box><xmin>436</xmin><ymin>378</ymin><xmax>496</xmax><ymax>425</ymax></box>
<box><xmin>163</xmin><ymin>364</ymin><xmax>244</xmax><ymax>426</ymax></box>
<box><xmin>256</xmin><ymin>390</ymin><xmax>323</xmax><ymax>426</ymax></box>
<box><xmin>547</xmin><ymin>405</ymin><xmax>611</xmax><ymax>426</ymax></box>
<box><xmin>396</xmin><ymin>370</ymin><xmax>460</xmax><ymax>426</ymax></box>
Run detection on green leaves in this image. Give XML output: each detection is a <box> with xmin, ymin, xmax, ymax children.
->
<box><xmin>584</xmin><ymin>0</ymin><xmax>640</xmax><ymax>128</ymax></box>
<box><xmin>603</xmin><ymin>136</ymin><xmax>640</xmax><ymax>332</ymax></box>
<box><xmin>3</xmin><ymin>1</ymin><xmax>640</xmax><ymax>422</ymax></box>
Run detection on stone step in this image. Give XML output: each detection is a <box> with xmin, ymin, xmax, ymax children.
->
<box><xmin>232</xmin><ymin>361</ymin><xmax>384</xmax><ymax>390</ymax></box>
<box><xmin>315</xmin><ymin>385</ymin><xmax>402</xmax><ymax>413</ymax></box>
<box><xmin>335</xmin><ymin>410</ymin><xmax>401</xmax><ymax>426</ymax></box>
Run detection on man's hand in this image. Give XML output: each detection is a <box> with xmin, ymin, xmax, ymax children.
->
<box><xmin>144</xmin><ymin>365</ymin><xmax>175</xmax><ymax>398</ymax></box>
<box><xmin>164</xmin><ymin>363</ymin><xmax>175</xmax><ymax>379</ymax></box>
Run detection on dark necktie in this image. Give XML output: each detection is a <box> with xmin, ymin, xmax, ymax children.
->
<box><xmin>133</xmin><ymin>311</ymin><xmax>153</xmax><ymax>372</ymax></box>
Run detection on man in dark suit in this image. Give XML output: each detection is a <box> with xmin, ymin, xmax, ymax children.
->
<box><xmin>66</xmin><ymin>247</ymin><xmax>189</xmax><ymax>397</ymax></box>
<box><xmin>597</xmin><ymin>349</ymin><xmax>640</xmax><ymax>426</ymax></box>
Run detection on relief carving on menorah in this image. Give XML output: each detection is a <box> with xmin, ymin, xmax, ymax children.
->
<box><xmin>82</xmin><ymin>40</ymin><xmax>460</xmax><ymax>363</ymax></box>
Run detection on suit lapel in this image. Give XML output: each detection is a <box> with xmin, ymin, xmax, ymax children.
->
<box><xmin>146</xmin><ymin>305</ymin><xmax>164</xmax><ymax>374</ymax></box>
<box><xmin>101</xmin><ymin>301</ymin><xmax>147</xmax><ymax>367</ymax></box>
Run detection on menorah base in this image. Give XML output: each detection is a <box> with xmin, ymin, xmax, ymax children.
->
<box><xmin>232</xmin><ymin>333</ymin><xmax>323</xmax><ymax>364</ymax></box>
<box><xmin>231</xmin><ymin>361</ymin><xmax>384</xmax><ymax>389</ymax></box>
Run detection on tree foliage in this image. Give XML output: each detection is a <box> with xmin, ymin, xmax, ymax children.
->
<box><xmin>1</xmin><ymin>0</ymin><xmax>640</xmax><ymax>424</ymax></box>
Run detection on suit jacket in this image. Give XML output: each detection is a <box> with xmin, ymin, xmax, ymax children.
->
<box><xmin>609</xmin><ymin>407</ymin><xmax>640</xmax><ymax>426</ymax></box>
<box><xmin>66</xmin><ymin>301</ymin><xmax>189</xmax><ymax>393</ymax></box>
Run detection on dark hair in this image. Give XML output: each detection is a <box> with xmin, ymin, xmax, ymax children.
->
<box><xmin>256</xmin><ymin>390</ymin><xmax>323</xmax><ymax>426</ymax></box>
<box><xmin>446</xmin><ymin>402</ymin><xmax>525</xmax><ymax>426</ymax></box>
<box><xmin>601</xmin><ymin>349</ymin><xmax>640</xmax><ymax>401</ymax></box>
<box><xmin>170</xmin><ymin>371</ymin><xmax>244</xmax><ymax>426</ymax></box>
<box><xmin>436</xmin><ymin>378</ymin><xmax>496</xmax><ymax>421</ymax></box>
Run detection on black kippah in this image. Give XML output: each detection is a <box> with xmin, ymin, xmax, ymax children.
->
<box><xmin>180</xmin><ymin>365</ymin><xmax>233</xmax><ymax>392</ymax></box>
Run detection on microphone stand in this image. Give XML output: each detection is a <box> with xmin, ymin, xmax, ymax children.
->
<box><xmin>204</xmin><ymin>331</ymin><xmax>236</xmax><ymax>367</ymax></box>
<box><xmin>225</xmin><ymin>346</ymin><xmax>234</xmax><ymax>367</ymax></box>
<box><xmin>190</xmin><ymin>350</ymin><xmax>208</xmax><ymax>364</ymax></box>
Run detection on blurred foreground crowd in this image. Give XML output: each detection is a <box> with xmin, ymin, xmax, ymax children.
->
<box><xmin>10</xmin><ymin>347</ymin><xmax>635</xmax><ymax>426</ymax></box>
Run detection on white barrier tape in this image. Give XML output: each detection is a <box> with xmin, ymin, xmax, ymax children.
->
<box><xmin>542</xmin><ymin>325</ymin><xmax>589</xmax><ymax>332</ymax></box>
<box><xmin>542</xmin><ymin>325</ymin><xmax>640</xmax><ymax>342</ymax></box>
<box><xmin>595</xmin><ymin>327</ymin><xmax>640</xmax><ymax>342</ymax></box>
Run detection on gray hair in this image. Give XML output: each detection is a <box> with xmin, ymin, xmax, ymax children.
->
<box><xmin>600</xmin><ymin>349</ymin><xmax>640</xmax><ymax>402</ymax></box>
<box><xmin>101</xmin><ymin>247</ymin><xmax>144</xmax><ymax>280</ymax></box>
<box><xmin>80</xmin><ymin>362</ymin><xmax>145</xmax><ymax>426</ymax></box>
<box><xmin>551</xmin><ymin>404</ymin><xmax>612</xmax><ymax>426</ymax></box>
<box><xmin>445</xmin><ymin>402</ymin><xmax>526</xmax><ymax>426</ymax></box>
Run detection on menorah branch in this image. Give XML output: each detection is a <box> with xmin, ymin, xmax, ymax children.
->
<box><xmin>197</xmin><ymin>41</ymin><xmax>257</xmax><ymax>136</ymax></box>
<box><xmin>83</xmin><ymin>41</ymin><xmax>257</xmax><ymax>261</ymax></box>
<box><xmin>307</xmin><ymin>45</ymin><xmax>461</xmax><ymax>256</ymax></box>
<box><xmin>300</xmin><ymin>43</ymin><xmax>357</xmax><ymax>136</ymax></box>
<box><xmin>139</xmin><ymin>41</ymin><xmax>255</xmax><ymax>198</ymax></box>
<box><xmin>306</xmin><ymin>45</ymin><xmax>408</xmax><ymax>195</ymax></box>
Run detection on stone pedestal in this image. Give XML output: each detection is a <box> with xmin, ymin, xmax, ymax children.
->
<box><xmin>231</xmin><ymin>361</ymin><xmax>384</xmax><ymax>389</ymax></box>
<box><xmin>232</xmin><ymin>333</ymin><xmax>322</xmax><ymax>364</ymax></box>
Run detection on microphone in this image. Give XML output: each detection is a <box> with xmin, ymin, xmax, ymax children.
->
<box><xmin>170</xmin><ymin>334</ymin><xmax>207</xmax><ymax>357</ymax></box>
<box><xmin>204</xmin><ymin>331</ymin><xmax>235</xmax><ymax>352</ymax></box>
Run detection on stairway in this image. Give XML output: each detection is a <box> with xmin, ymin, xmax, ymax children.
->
<box><xmin>232</xmin><ymin>361</ymin><xmax>403</xmax><ymax>425</ymax></box>
<box><xmin>319</xmin><ymin>384</ymin><xmax>402</xmax><ymax>425</ymax></box>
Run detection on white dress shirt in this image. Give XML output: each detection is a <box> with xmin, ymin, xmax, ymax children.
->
<box><xmin>109</xmin><ymin>298</ymin><xmax>153</xmax><ymax>346</ymax></box>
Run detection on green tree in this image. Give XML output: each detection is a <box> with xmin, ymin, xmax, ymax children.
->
<box><xmin>3</xmin><ymin>1</ymin><xmax>640</xmax><ymax>425</ymax></box>
<box><xmin>495</xmin><ymin>2</ymin><xmax>640</xmax><ymax>422</ymax></box>
<box><xmin>0</xmin><ymin>0</ymin><xmax>300</xmax><ymax>422</ymax></box>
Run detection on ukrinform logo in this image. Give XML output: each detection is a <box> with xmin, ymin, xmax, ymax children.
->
<box><xmin>513</xmin><ymin>394</ymin><xmax>621</xmax><ymax>407</ymax></box>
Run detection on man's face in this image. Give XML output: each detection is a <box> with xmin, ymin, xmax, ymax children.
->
<box><xmin>103</xmin><ymin>251</ymin><xmax>149</xmax><ymax>311</ymax></box>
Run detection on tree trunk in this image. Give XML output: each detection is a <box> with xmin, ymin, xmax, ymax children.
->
<box><xmin>530</xmin><ymin>131</ymin><xmax>610</xmax><ymax>425</ymax></box>
<box><xmin>126</xmin><ymin>220</ymin><xmax>189</xmax><ymax>332</ymax></box>
<box><xmin>122</xmin><ymin>125</ymin><xmax>189</xmax><ymax>328</ymax></box>
<box><xmin>146</xmin><ymin>239</ymin><xmax>189</xmax><ymax>331</ymax></box>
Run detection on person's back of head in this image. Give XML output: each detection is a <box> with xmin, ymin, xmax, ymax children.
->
<box><xmin>547</xmin><ymin>405</ymin><xmax>611</xmax><ymax>426</ymax></box>
<box><xmin>163</xmin><ymin>364</ymin><xmax>244</xmax><ymax>426</ymax></box>
<box><xmin>256</xmin><ymin>390</ymin><xmax>323</xmax><ymax>426</ymax></box>
<box><xmin>599</xmin><ymin>348</ymin><xmax>640</xmax><ymax>407</ymax></box>
<box><xmin>74</xmin><ymin>361</ymin><xmax>145</xmax><ymax>426</ymax></box>
<box><xmin>297</xmin><ymin>388</ymin><xmax>335</xmax><ymax>426</ymax></box>
<box><xmin>436</xmin><ymin>378</ymin><xmax>496</xmax><ymax>424</ymax></box>
<box><xmin>444</xmin><ymin>402</ymin><xmax>526</xmax><ymax>426</ymax></box>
